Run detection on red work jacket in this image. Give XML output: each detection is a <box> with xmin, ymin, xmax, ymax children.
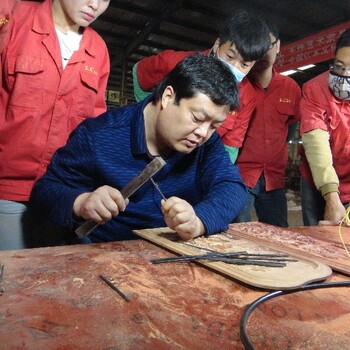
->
<box><xmin>136</xmin><ymin>49</ymin><xmax>256</xmax><ymax>148</ymax></box>
<box><xmin>217</xmin><ymin>77</ymin><xmax>256</xmax><ymax>148</ymax></box>
<box><xmin>237</xmin><ymin>69</ymin><xmax>301</xmax><ymax>190</ymax></box>
<box><xmin>0</xmin><ymin>0</ymin><xmax>18</xmax><ymax>52</ymax></box>
<box><xmin>299</xmin><ymin>71</ymin><xmax>350</xmax><ymax>203</ymax></box>
<box><xmin>0</xmin><ymin>0</ymin><xmax>110</xmax><ymax>201</ymax></box>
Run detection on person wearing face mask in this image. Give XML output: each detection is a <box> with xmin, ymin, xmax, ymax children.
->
<box><xmin>0</xmin><ymin>0</ymin><xmax>111</xmax><ymax>250</ymax></box>
<box><xmin>299</xmin><ymin>28</ymin><xmax>350</xmax><ymax>226</ymax></box>
<box><xmin>233</xmin><ymin>21</ymin><xmax>301</xmax><ymax>227</ymax></box>
<box><xmin>132</xmin><ymin>10</ymin><xmax>271</xmax><ymax>163</ymax></box>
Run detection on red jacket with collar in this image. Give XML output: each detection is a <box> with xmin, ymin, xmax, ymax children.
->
<box><xmin>0</xmin><ymin>0</ymin><xmax>110</xmax><ymax>201</ymax></box>
<box><xmin>299</xmin><ymin>71</ymin><xmax>350</xmax><ymax>203</ymax></box>
<box><xmin>136</xmin><ymin>49</ymin><xmax>256</xmax><ymax>148</ymax></box>
<box><xmin>237</xmin><ymin>69</ymin><xmax>301</xmax><ymax>190</ymax></box>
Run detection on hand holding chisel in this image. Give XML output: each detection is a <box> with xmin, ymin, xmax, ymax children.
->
<box><xmin>150</xmin><ymin>177</ymin><xmax>204</xmax><ymax>241</ymax></box>
<box><xmin>75</xmin><ymin>157</ymin><xmax>166</xmax><ymax>237</ymax></box>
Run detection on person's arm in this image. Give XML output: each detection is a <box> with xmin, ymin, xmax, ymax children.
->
<box><xmin>299</xmin><ymin>76</ymin><xmax>347</xmax><ymax>224</ymax></box>
<box><xmin>133</xmin><ymin>63</ymin><xmax>153</xmax><ymax>102</ymax></box>
<box><xmin>193</xmin><ymin>133</ymin><xmax>247</xmax><ymax>235</ymax></box>
<box><xmin>161</xmin><ymin>197</ymin><xmax>205</xmax><ymax>241</ymax></box>
<box><xmin>302</xmin><ymin>129</ymin><xmax>339</xmax><ymax>195</ymax></box>
<box><xmin>160</xmin><ymin>136</ymin><xmax>246</xmax><ymax>239</ymax></box>
<box><xmin>218</xmin><ymin>79</ymin><xmax>256</xmax><ymax>148</ymax></box>
<box><xmin>133</xmin><ymin>50</ymin><xmax>192</xmax><ymax>101</ymax></box>
<box><xmin>322</xmin><ymin>192</ymin><xmax>345</xmax><ymax>225</ymax></box>
<box><xmin>93</xmin><ymin>41</ymin><xmax>110</xmax><ymax>116</ymax></box>
<box><xmin>302</xmin><ymin>129</ymin><xmax>345</xmax><ymax>224</ymax></box>
<box><xmin>73</xmin><ymin>185</ymin><xmax>128</xmax><ymax>224</ymax></box>
<box><xmin>30</xmin><ymin>123</ymin><xmax>117</xmax><ymax>228</ymax></box>
<box><xmin>224</xmin><ymin>145</ymin><xmax>239</xmax><ymax>164</ymax></box>
<box><xmin>286</xmin><ymin>81</ymin><xmax>302</xmax><ymax>140</ymax></box>
<box><xmin>0</xmin><ymin>0</ymin><xmax>20</xmax><ymax>88</ymax></box>
<box><xmin>0</xmin><ymin>0</ymin><xmax>19</xmax><ymax>51</ymax></box>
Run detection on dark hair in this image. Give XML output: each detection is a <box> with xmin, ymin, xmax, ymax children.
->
<box><xmin>266</xmin><ymin>20</ymin><xmax>279</xmax><ymax>40</ymax></box>
<box><xmin>336</xmin><ymin>28</ymin><xmax>350</xmax><ymax>52</ymax></box>
<box><xmin>219</xmin><ymin>10</ymin><xmax>270</xmax><ymax>61</ymax></box>
<box><xmin>154</xmin><ymin>54</ymin><xmax>239</xmax><ymax>112</ymax></box>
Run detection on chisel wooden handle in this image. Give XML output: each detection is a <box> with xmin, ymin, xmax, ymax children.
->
<box><xmin>75</xmin><ymin>157</ymin><xmax>166</xmax><ymax>237</ymax></box>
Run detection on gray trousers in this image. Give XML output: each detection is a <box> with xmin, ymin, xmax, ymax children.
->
<box><xmin>0</xmin><ymin>199</ymin><xmax>71</xmax><ymax>251</ymax></box>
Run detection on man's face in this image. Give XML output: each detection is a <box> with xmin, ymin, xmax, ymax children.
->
<box><xmin>156</xmin><ymin>87</ymin><xmax>229</xmax><ymax>154</ymax></box>
<box><xmin>251</xmin><ymin>33</ymin><xmax>280</xmax><ymax>73</ymax></box>
<box><xmin>333</xmin><ymin>47</ymin><xmax>350</xmax><ymax>76</ymax></box>
<box><xmin>215</xmin><ymin>39</ymin><xmax>255</xmax><ymax>75</ymax></box>
<box><xmin>55</xmin><ymin>0</ymin><xmax>110</xmax><ymax>28</ymax></box>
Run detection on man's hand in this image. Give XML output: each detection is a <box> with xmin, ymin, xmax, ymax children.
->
<box><xmin>319</xmin><ymin>192</ymin><xmax>346</xmax><ymax>226</ymax></box>
<box><xmin>73</xmin><ymin>185</ymin><xmax>128</xmax><ymax>224</ymax></box>
<box><xmin>161</xmin><ymin>197</ymin><xmax>205</xmax><ymax>240</ymax></box>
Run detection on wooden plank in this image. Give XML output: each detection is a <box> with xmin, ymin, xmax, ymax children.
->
<box><xmin>228</xmin><ymin>222</ymin><xmax>350</xmax><ymax>275</ymax></box>
<box><xmin>289</xmin><ymin>224</ymin><xmax>350</xmax><ymax>245</ymax></box>
<box><xmin>133</xmin><ymin>227</ymin><xmax>332</xmax><ymax>290</ymax></box>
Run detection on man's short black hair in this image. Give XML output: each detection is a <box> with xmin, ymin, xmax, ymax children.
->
<box><xmin>154</xmin><ymin>54</ymin><xmax>240</xmax><ymax>112</ymax></box>
<box><xmin>336</xmin><ymin>28</ymin><xmax>350</xmax><ymax>52</ymax></box>
<box><xmin>219</xmin><ymin>10</ymin><xmax>271</xmax><ymax>62</ymax></box>
<box><xmin>266</xmin><ymin>20</ymin><xmax>279</xmax><ymax>41</ymax></box>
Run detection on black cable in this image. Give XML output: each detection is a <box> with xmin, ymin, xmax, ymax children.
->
<box><xmin>240</xmin><ymin>280</ymin><xmax>350</xmax><ymax>350</ymax></box>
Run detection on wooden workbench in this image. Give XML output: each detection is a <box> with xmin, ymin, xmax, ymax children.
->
<box><xmin>0</xmin><ymin>224</ymin><xmax>350</xmax><ymax>349</ymax></box>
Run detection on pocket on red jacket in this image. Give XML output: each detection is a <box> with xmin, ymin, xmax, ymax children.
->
<box><xmin>6</xmin><ymin>54</ymin><xmax>44</xmax><ymax>109</ymax></box>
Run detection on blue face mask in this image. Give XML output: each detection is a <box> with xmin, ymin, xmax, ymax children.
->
<box><xmin>217</xmin><ymin>56</ymin><xmax>246</xmax><ymax>83</ymax></box>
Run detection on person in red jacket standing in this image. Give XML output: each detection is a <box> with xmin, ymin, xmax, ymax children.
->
<box><xmin>299</xmin><ymin>28</ymin><xmax>350</xmax><ymax>226</ymax></box>
<box><xmin>133</xmin><ymin>10</ymin><xmax>271</xmax><ymax>164</ymax></box>
<box><xmin>0</xmin><ymin>0</ymin><xmax>111</xmax><ymax>250</ymax></box>
<box><xmin>234</xmin><ymin>21</ymin><xmax>301</xmax><ymax>227</ymax></box>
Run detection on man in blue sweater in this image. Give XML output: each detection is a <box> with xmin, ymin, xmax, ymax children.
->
<box><xmin>30</xmin><ymin>54</ymin><xmax>247</xmax><ymax>244</ymax></box>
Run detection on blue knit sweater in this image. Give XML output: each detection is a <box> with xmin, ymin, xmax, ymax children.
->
<box><xmin>30</xmin><ymin>98</ymin><xmax>247</xmax><ymax>242</ymax></box>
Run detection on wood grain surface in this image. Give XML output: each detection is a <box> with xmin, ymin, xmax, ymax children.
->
<box><xmin>133</xmin><ymin>227</ymin><xmax>332</xmax><ymax>290</ymax></box>
<box><xmin>0</xmin><ymin>240</ymin><xmax>257</xmax><ymax>350</ymax></box>
<box><xmin>0</xmin><ymin>238</ymin><xmax>349</xmax><ymax>349</ymax></box>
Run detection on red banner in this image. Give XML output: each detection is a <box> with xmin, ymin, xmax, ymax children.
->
<box><xmin>275</xmin><ymin>21</ymin><xmax>350</xmax><ymax>72</ymax></box>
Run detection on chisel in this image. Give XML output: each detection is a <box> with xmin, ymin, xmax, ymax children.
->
<box><xmin>75</xmin><ymin>156</ymin><xmax>166</xmax><ymax>237</ymax></box>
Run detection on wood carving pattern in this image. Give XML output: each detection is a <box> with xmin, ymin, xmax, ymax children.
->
<box><xmin>133</xmin><ymin>227</ymin><xmax>332</xmax><ymax>290</ymax></box>
<box><xmin>228</xmin><ymin>222</ymin><xmax>350</xmax><ymax>275</ymax></box>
